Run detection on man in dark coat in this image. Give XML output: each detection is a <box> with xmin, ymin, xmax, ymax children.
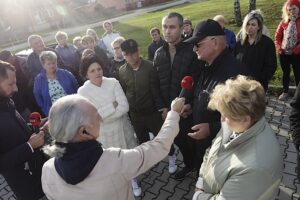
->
<box><xmin>147</xmin><ymin>27</ymin><xmax>166</xmax><ymax>61</ymax></box>
<box><xmin>151</xmin><ymin>12</ymin><xmax>203</xmax><ymax>180</ymax></box>
<box><xmin>183</xmin><ymin>19</ymin><xmax>249</xmax><ymax>171</ymax></box>
<box><xmin>0</xmin><ymin>60</ymin><xmax>46</xmax><ymax>200</ymax></box>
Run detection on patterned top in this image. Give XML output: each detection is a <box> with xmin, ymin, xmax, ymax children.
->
<box><xmin>48</xmin><ymin>79</ymin><xmax>67</xmax><ymax>104</ymax></box>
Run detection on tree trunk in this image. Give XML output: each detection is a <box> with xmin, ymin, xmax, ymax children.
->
<box><xmin>234</xmin><ymin>0</ymin><xmax>243</xmax><ymax>26</ymax></box>
<box><xmin>248</xmin><ymin>0</ymin><xmax>256</xmax><ymax>12</ymax></box>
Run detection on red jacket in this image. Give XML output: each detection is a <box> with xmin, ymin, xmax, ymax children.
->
<box><xmin>275</xmin><ymin>18</ymin><xmax>300</xmax><ymax>55</ymax></box>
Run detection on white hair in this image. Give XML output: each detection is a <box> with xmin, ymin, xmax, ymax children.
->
<box><xmin>43</xmin><ymin>95</ymin><xmax>95</xmax><ymax>157</ymax></box>
<box><xmin>27</xmin><ymin>34</ymin><xmax>43</xmax><ymax>46</ymax></box>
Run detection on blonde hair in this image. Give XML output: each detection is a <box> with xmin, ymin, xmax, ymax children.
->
<box><xmin>208</xmin><ymin>75</ymin><xmax>265</xmax><ymax>122</ymax></box>
<box><xmin>86</xmin><ymin>28</ymin><xmax>99</xmax><ymax>40</ymax></box>
<box><xmin>240</xmin><ymin>9</ymin><xmax>264</xmax><ymax>45</ymax></box>
<box><xmin>103</xmin><ymin>20</ymin><xmax>112</xmax><ymax>28</ymax></box>
<box><xmin>81</xmin><ymin>35</ymin><xmax>95</xmax><ymax>45</ymax></box>
<box><xmin>73</xmin><ymin>36</ymin><xmax>81</xmax><ymax>44</ymax></box>
<box><xmin>111</xmin><ymin>36</ymin><xmax>125</xmax><ymax>47</ymax></box>
<box><xmin>55</xmin><ymin>31</ymin><xmax>68</xmax><ymax>41</ymax></box>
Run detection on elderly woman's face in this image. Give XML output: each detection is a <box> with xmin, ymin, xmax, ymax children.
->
<box><xmin>221</xmin><ymin>114</ymin><xmax>252</xmax><ymax>134</ymax></box>
<box><xmin>43</xmin><ymin>59</ymin><xmax>57</xmax><ymax>74</ymax></box>
<box><xmin>246</xmin><ymin>19</ymin><xmax>259</xmax><ymax>37</ymax></box>
<box><xmin>57</xmin><ymin>36</ymin><xmax>67</xmax><ymax>46</ymax></box>
<box><xmin>86</xmin><ymin>62</ymin><xmax>103</xmax><ymax>86</ymax></box>
<box><xmin>104</xmin><ymin>23</ymin><xmax>113</xmax><ymax>33</ymax></box>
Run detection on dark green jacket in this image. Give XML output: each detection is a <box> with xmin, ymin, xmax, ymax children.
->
<box><xmin>119</xmin><ymin>59</ymin><xmax>156</xmax><ymax>114</ymax></box>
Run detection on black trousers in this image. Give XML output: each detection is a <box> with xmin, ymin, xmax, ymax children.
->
<box><xmin>279</xmin><ymin>54</ymin><xmax>300</xmax><ymax>93</ymax></box>
<box><xmin>130</xmin><ymin>111</ymin><xmax>175</xmax><ymax>156</ymax></box>
<box><xmin>173</xmin><ymin>116</ymin><xmax>196</xmax><ymax>169</ymax></box>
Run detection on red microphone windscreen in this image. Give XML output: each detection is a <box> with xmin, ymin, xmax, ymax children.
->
<box><xmin>181</xmin><ymin>76</ymin><xmax>194</xmax><ymax>90</ymax></box>
<box><xmin>30</xmin><ymin>112</ymin><xmax>41</xmax><ymax>126</ymax></box>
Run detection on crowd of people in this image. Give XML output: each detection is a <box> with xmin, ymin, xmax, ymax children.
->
<box><xmin>1</xmin><ymin>0</ymin><xmax>300</xmax><ymax>199</ymax></box>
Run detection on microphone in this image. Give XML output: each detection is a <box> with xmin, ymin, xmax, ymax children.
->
<box><xmin>29</xmin><ymin>112</ymin><xmax>41</xmax><ymax>133</ymax></box>
<box><xmin>179</xmin><ymin>76</ymin><xmax>194</xmax><ymax>97</ymax></box>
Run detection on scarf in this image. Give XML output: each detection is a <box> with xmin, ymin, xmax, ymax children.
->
<box><xmin>54</xmin><ymin>140</ymin><xmax>103</xmax><ymax>185</ymax></box>
<box><xmin>282</xmin><ymin>14</ymin><xmax>298</xmax><ymax>54</ymax></box>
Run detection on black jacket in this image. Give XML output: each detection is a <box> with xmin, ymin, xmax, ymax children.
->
<box><xmin>193</xmin><ymin>48</ymin><xmax>249</xmax><ymax>138</ymax></box>
<box><xmin>0</xmin><ymin>98</ymin><xmax>46</xmax><ymax>200</ymax></box>
<box><xmin>151</xmin><ymin>41</ymin><xmax>202</xmax><ymax>110</ymax></box>
<box><xmin>119</xmin><ymin>59</ymin><xmax>157</xmax><ymax>114</ymax></box>
<box><xmin>290</xmin><ymin>83</ymin><xmax>300</xmax><ymax>149</ymax></box>
<box><xmin>234</xmin><ymin>35</ymin><xmax>277</xmax><ymax>91</ymax></box>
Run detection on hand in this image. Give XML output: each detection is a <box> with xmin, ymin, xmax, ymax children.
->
<box><xmin>158</xmin><ymin>108</ymin><xmax>169</xmax><ymax>120</ymax></box>
<box><xmin>113</xmin><ymin>101</ymin><xmax>118</xmax><ymax>108</ymax></box>
<box><xmin>28</xmin><ymin>131</ymin><xmax>45</xmax><ymax>149</ymax></box>
<box><xmin>40</xmin><ymin>117</ymin><xmax>48</xmax><ymax>127</ymax></box>
<box><xmin>171</xmin><ymin>97</ymin><xmax>185</xmax><ymax>113</ymax></box>
<box><xmin>180</xmin><ymin>104</ymin><xmax>192</xmax><ymax>118</ymax></box>
<box><xmin>188</xmin><ymin>123</ymin><xmax>210</xmax><ymax>140</ymax></box>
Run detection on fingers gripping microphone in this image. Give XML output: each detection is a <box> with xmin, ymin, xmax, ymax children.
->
<box><xmin>29</xmin><ymin>112</ymin><xmax>41</xmax><ymax>133</ymax></box>
<box><xmin>179</xmin><ymin>76</ymin><xmax>194</xmax><ymax>98</ymax></box>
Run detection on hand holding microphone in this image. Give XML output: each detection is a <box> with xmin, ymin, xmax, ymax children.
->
<box><xmin>29</xmin><ymin>112</ymin><xmax>42</xmax><ymax>133</ymax></box>
<box><xmin>179</xmin><ymin>76</ymin><xmax>194</xmax><ymax>117</ymax></box>
<box><xmin>28</xmin><ymin>112</ymin><xmax>45</xmax><ymax>148</ymax></box>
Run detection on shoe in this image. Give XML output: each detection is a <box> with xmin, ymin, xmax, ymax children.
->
<box><xmin>174</xmin><ymin>167</ymin><xmax>193</xmax><ymax>180</ymax></box>
<box><xmin>149</xmin><ymin>132</ymin><xmax>154</xmax><ymax>140</ymax></box>
<box><xmin>131</xmin><ymin>178</ymin><xmax>142</xmax><ymax>197</ymax></box>
<box><xmin>168</xmin><ymin>154</ymin><xmax>177</xmax><ymax>174</ymax></box>
<box><xmin>278</xmin><ymin>92</ymin><xmax>288</xmax><ymax>101</ymax></box>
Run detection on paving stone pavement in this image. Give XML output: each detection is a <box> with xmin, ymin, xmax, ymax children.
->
<box><xmin>1</xmin><ymin>95</ymin><xmax>299</xmax><ymax>200</ymax></box>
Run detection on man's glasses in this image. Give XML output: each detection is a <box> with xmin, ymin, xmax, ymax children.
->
<box><xmin>194</xmin><ymin>37</ymin><xmax>215</xmax><ymax>48</ymax></box>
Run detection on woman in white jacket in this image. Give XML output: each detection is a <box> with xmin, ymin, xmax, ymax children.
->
<box><xmin>77</xmin><ymin>53</ymin><xmax>141</xmax><ymax>196</ymax></box>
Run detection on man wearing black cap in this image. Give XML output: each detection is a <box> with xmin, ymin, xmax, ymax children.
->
<box><xmin>118</xmin><ymin>39</ymin><xmax>177</xmax><ymax>180</ymax></box>
<box><xmin>151</xmin><ymin>12</ymin><xmax>202</xmax><ymax>180</ymax></box>
<box><xmin>182</xmin><ymin>19</ymin><xmax>249</xmax><ymax>171</ymax></box>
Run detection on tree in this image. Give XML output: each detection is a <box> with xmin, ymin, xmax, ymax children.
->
<box><xmin>248</xmin><ymin>0</ymin><xmax>256</xmax><ymax>12</ymax></box>
<box><xmin>234</xmin><ymin>0</ymin><xmax>243</xmax><ymax>26</ymax></box>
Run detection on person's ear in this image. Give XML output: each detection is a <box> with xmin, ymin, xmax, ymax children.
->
<box><xmin>78</xmin><ymin>126</ymin><xmax>94</xmax><ymax>141</ymax></box>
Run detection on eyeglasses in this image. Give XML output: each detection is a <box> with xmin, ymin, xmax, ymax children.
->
<box><xmin>194</xmin><ymin>37</ymin><xmax>215</xmax><ymax>48</ymax></box>
<box><xmin>113</xmin><ymin>46</ymin><xmax>121</xmax><ymax>50</ymax></box>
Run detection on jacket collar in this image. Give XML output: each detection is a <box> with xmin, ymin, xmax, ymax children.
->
<box><xmin>223</xmin><ymin>117</ymin><xmax>266</xmax><ymax>150</ymax></box>
<box><xmin>206</xmin><ymin>48</ymin><xmax>230</xmax><ymax>70</ymax></box>
<box><xmin>162</xmin><ymin>39</ymin><xmax>189</xmax><ymax>52</ymax></box>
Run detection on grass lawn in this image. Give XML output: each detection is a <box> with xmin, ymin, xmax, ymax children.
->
<box><xmin>89</xmin><ymin>0</ymin><xmax>285</xmax><ymax>86</ymax></box>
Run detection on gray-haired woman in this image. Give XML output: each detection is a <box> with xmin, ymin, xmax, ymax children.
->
<box><xmin>33</xmin><ymin>51</ymin><xmax>79</xmax><ymax>116</ymax></box>
<box><xmin>41</xmin><ymin>94</ymin><xmax>184</xmax><ymax>200</ymax></box>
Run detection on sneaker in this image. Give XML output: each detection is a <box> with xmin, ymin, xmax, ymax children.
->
<box><xmin>174</xmin><ymin>167</ymin><xmax>193</xmax><ymax>180</ymax></box>
<box><xmin>131</xmin><ymin>178</ymin><xmax>142</xmax><ymax>197</ymax></box>
<box><xmin>168</xmin><ymin>154</ymin><xmax>177</xmax><ymax>174</ymax></box>
<box><xmin>149</xmin><ymin>132</ymin><xmax>154</xmax><ymax>140</ymax></box>
<box><xmin>278</xmin><ymin>92</ymin><xmax>288</xmax><ymax>101</ymax></box>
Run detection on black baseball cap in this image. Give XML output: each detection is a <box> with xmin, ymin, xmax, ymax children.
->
<box><xmin>120</xmin><ymin>39</ymin><xmax>138</xmax><ymax>54</ymax></box>
<box><xmin>184</xmin><ymin>19</ymin><xmax>225</xmax><ymax>44</ymax></box>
